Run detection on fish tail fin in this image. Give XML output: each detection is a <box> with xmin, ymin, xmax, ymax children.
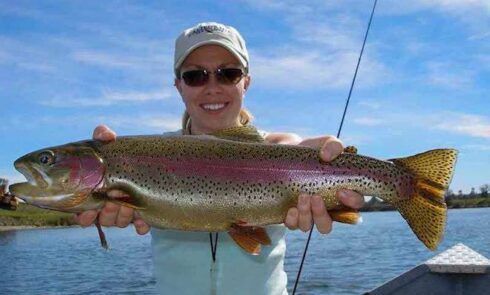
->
<box><xmin>390</xmin><ymin>149</ymin><xmax>458</xmax><ymax>250</ymax></box>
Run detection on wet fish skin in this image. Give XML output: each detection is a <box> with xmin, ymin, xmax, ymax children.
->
<box><xmin>10</xmin><ymin>129</ymin><xmax>458</xmax><ymax>252</ymax></box>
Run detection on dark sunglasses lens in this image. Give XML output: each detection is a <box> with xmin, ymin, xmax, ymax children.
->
<box><xmin>217</xmin><ymin>68</ymin><xmax>244</xmax><ymax>84</ymax></box>
<box><xmin>182</xmin><ymin>70</ymin><xmax>208</xmax><ymax>86</ymax></box>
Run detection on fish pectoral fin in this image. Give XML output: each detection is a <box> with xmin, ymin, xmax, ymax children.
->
<box><xmin>98</xmin><ymin>190</ymin><xmax>146</xmax><ymax>210</ymax></box>
<box><xmin>228</xmin><ymin>224</ymin><xmax>272</xmax><ymax>255</ymax></box>
<box><xmin>109</xmin><ymin>199</ymin><xmax>146</xmax><ymax>210</ymax></box>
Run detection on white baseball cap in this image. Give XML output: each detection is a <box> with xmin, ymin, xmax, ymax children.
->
<box><xmin>174</xmin><ymin>22</ymin><xmax>249</xmax><ymax>77</ymax></box>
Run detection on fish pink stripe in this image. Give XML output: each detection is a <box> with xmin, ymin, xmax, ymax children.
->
<box><xmin>113</xmin><ymin>156</ymin><xmax>361</xmax><ymax>184</ymax></box>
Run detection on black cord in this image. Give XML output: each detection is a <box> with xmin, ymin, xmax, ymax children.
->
<box><xmin>292</xmin><ymin>0</ymin><xmax>378</xmax><ymax>293</ymax></box>
<box><xmin>209</xmin><ymin>232</ymin><xmax>219</xmax><ymax>262</ymax></box>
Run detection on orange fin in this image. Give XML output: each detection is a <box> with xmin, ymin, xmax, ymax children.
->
<box><xmin>110</xmin><ymin>199</ymin><xmax>145</xmax><ymax>210</ymax></box>
<box><xmin>329</xmin><ymin>208</ymin><xmax>361</xmax><ymax>224</ymax></box>
<box><xmin>343</xmin><ymin>145</ymin><xmax>358</xmax><ymax>154</ymax></box>
<box><xmin>94</xmin><ymin>190</ymin><xmax>146</xmax><ymax>210</ymax></box>
<box><xmin>228</xmin><ymin>223</ymin><xmax>271</xmax><ymax>255</ymax></box>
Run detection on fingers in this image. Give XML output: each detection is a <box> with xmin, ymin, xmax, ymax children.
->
<box><xmin>320</xmin><ymin>137</ymin><xmax>344</xmax><ymax>162</ymax></box>
<box><xmin>284</xmin><ymin>207</ymin><xmax>299</xmax><ymax>230</ymax></box>
<box><xmin>116</xmin><ymin>206</ymin><xmax>134</xmax><ymax>228</ymax></box>
<box><xmin>311</xmin><ymin>195</ymin><xmax>332</xmax><ymax>234</ymax></box>
<box><xmin>337</xmin><ymin>190</ymin><xmax>365</xmax><ymax>209</ymax></box>
<box><xmin>99</xmin><ymin>202</ymin><xmax>120</xmax><ymax>226</ymax></box>
<box><xmin>74</xmin><ymin>210</ymin><xmax>98</xmax><ymax>227</ymax></box>
<box><xmin>285</xmin><ymin>193</ymin><xmax>334</xmax><ymax>234</ymax></box>
<box><xmin>93</xmin><ymin>125</ymin><xmax>117</xmax><ymax>142</ymax></box>
<box><xmin>297</xmin><ymin>194</ymin><xmax>313</xmax><ymax>232</ymax></box>
<box><xmin>298</xmin><ymin>136</ymin><xmax>344</xmax><ymax>162</ymax></box>
<box><xmin>134</xmin><ymin>212</ymin><xmax>151</xmax><ymax>235</ymax></box>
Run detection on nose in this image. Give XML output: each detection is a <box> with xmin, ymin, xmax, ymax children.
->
<box><xmin>204</xmin><ymin>73</ymin><xmax>222</xmax><ymax>95</ymax></box>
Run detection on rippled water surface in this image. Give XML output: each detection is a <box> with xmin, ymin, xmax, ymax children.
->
<box><xmin>1</xmin><ymin>208</ymin><xmax>489</xmax><ymax>294</ymax></box>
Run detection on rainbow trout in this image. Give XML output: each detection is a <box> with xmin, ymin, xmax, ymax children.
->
<box><xmin>9</xmin><ymin>127</ymin><xmax>457</xmax><ymax>254</ymax></box>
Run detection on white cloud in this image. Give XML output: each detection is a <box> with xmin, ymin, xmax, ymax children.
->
<box><xmin>425</xmin><ymin>62</ymin><xmax>474</xmax><ymax>89</ymax></box>
<box><xmin>72</xmin><ymin>50</ymin><xmax>167</xmax><ymax>70</ymax></box>
<box><xmin>462</xmin><ymin>144</ymin><xmax>490</xmax><ymax>151</ymax></box>
<box><xmin>468</xmin><ymin>31</ymin><xmax>490</xmax><ymax>41</ymax></box>
<box><xmin>353</xmin><ymin>117</ymin><xmax>385</xmax><ymax>126</ymax></box>
<box><xmin>435</xmin><ymin>113</ymin><xmax>490</xmax><ymax>139</ymax></box>
<box><xmin>96</xmin><ymin>114</ymin><xmax>182</xmax><ymax>132</ymax></box>
<box><xmin>251</xmin><ymin>50</ymin><xmax>387</xmax><ymax>89</ymax></box>
<box><xmin>357</xmin><ymin>101</ymin><xmax>381</xmax><ymax>110</ymax></box>
<box><xmin>41</xmin><ymin>88</ymin><xmax>175</xmax><ymax>107</ymax></box>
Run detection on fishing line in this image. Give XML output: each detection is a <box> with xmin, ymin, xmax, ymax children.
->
<box><xmin>291</xmin><ymin>0</ymin><xmax>378</xmax><ymax>293</ymax></box>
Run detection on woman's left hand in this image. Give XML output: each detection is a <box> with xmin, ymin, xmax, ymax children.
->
<box><xmin>279</xmin><ymin>135</ymin><xmax>365</xmax><ymax>233</ymax></box>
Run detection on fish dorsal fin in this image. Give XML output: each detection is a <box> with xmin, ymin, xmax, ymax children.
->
<box><xmin>228</xmin><ymin>223</ymin><xmax>271</xmax><ymax>255</ymax></box>
<box><xmin>343</xmin><ymin>145</ymin><xmax>358</xmax><ymax>154</ymax></box>
<box><xmin>210</xmin><ymin>125</ymin><xmax>265</xmax><ymax>143</ymax></box>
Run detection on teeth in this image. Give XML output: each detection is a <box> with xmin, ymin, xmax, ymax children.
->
<box><xmin>202</xmin><ymin>103</ymin><xmax>226</xmax><ymax>110</ymax></box>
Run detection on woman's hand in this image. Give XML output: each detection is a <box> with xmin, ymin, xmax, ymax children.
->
<box><xmin>266</xmin><ymin>134</ymin><xmax>365</xmax><ymax>233</ymax></box>
<box><xmin>73</xmin><ymin>125</ymin><xmax>151</xmax><ymax>235</ymax></box>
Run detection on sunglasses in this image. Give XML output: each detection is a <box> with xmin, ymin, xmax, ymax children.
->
<box><xmin>180</xmin><ymin>68</ymin><xmax>245</xmax><ymax>87</ymax></box>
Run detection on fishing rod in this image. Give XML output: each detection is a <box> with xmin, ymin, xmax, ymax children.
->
<box><xmin>292</xmin><ymin>0</ymin><xmax>378</xmax><ymax>293</ymax></box>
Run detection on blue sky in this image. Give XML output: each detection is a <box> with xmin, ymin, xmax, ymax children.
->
<box><xmin>1</xmin><ymin>0</ymin><xmax>488</xmax><ymax>193</ymax></box>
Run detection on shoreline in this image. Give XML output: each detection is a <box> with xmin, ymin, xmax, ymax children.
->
<box><xmin>0</xmin><ymin>225</ymin><xmax>79</xmax><ymax>232</ymax></box>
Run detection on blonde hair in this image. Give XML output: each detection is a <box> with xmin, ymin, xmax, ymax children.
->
<box><xmin>182</xmin><ymin>108</ymin><xmax>254</xmax><ymax>134</ymax></box>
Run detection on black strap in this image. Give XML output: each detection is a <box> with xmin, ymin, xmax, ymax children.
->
<box><xmin>292</xmin><ymin>0</ymin><xmax>378</xmax><ymax>293</ymax></box>
<box><xmin>209</xmin><ymin>232</ymin><xmax>219</xmax><ymax>262</ymax></box>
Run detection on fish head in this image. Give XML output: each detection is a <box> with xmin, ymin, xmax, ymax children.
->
<box><xmin>9</xmin><ymin>142</ymin><xmax>105</xmax><ymax>212</ymax></box>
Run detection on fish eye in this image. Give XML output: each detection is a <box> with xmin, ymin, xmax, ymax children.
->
<box><xmin>38</xmin><ymin>151</ymin><xmax>55</xmax><ymax>166</ymax></box>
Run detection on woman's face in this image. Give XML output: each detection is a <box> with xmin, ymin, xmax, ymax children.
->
<box><xmin>175</xmin><ymin>45</ymin><xmax>250</xmax><ymax>135</ymax></box>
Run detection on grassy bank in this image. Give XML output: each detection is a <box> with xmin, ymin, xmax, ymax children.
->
<box><xmin>0</xmin><ymin>203</ymin><xmax>75</xmax><ymax>227</ymax></box>
<box><xmin>361</xmin><ymin>196</ymin><xmax>490</xmax><ymax>212</ymax></box>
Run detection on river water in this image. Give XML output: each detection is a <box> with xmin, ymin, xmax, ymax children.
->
<box><xmin>1</xmin><ymin>208</ymin><xmax>489</xmax><ymax>294</ymax></box>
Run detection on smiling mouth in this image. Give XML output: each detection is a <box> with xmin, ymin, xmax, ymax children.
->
<box><xmin>200</xmin><ymin>102</ymin><xmax>229</xmax><ymax>111</ymax></box>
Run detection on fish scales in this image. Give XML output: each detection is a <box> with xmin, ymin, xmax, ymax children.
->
<box><xmin>94</xmin><ymin>136</ymin><xmax>414</xmax><ymax>231</ymax></box>
<box><xmin>10</xmin><ymin>126</ymin><xmax>457</xmax><ymax>251</ymax></box>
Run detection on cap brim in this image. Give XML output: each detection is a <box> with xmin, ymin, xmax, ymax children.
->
<box><xmin>174</xmin><ymin>40</ymin><xmax>248</xmax><ymax>77</ymax></box>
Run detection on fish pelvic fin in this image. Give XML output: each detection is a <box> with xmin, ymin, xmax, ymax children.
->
<box><xmin>390</xmin><ymin>149</ymin><xmax>458</xmax><ymax>250</ymax></box>
<box><xmin>228</xmin><ymin>223</ymin><xmax>272</xmax><ymax>255</ymax></box>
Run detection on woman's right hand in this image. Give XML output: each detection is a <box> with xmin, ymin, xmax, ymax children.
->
<box><xmin>73</xmin><ymin>125</ymin><xmax>151</xmax><ymax>235</ymax></box>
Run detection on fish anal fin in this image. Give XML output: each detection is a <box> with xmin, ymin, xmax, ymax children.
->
<box><xmin>329</xmin><ymin>208</ymin><xmax>361</xmax><ymax>224</ymax></box>
<box><xmin>228</xmin><ymin>223</ymin><xmax>271</xmax><ymax>255</ymax></box>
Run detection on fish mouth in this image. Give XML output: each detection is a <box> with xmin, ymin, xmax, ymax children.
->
<box><xmin>14</xmin><ymin>162</ymin><xmax>49</xmax><ymax>189</ymax></box>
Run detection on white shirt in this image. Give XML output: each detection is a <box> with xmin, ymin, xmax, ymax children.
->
<box><xmin>151</xmin><ymin>130</ymin><xmax>288</xmax><ymax>295</ymax></box>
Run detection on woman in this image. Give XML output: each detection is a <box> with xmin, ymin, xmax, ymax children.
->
<box><xmin>76</xmin><ymin>22</ymin><xmax>364</xmax><ymax>295</ymax></box>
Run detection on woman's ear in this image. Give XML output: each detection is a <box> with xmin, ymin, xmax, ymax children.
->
<box><xmin>244</xmin><ymin>75</ymin><xmax>251</xmax><ymax>92</ymax></box>
<box><xmin>175</xmin><ymin>78</ymin><xmax>183</xmax><ymax>95</ymax></box>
